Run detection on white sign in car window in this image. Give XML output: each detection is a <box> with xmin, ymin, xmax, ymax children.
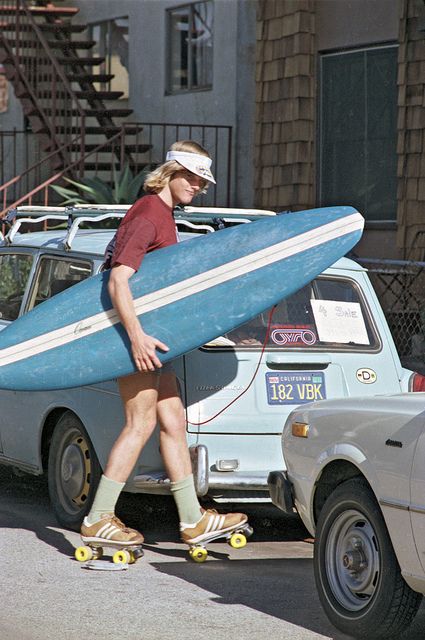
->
<box><xmin>310</xmin><ymin>300</ymin><xmax>369</xmax><ymax>345</ymax></box>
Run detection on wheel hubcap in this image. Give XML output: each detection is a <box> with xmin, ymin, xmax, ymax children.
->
<box><xmin>326</xmin><ymin>509</ymin><xmax>380</xmax><ymax>611</ymax></box>
<box><xmin>60</xmin><ymin>434</ymin><xmax>90</xmax><ymax>507</ymax></box>
<box><xmin>342</xmin><ymin>539</ymin><xmax>367</xmax><ymax>572</ymax></box>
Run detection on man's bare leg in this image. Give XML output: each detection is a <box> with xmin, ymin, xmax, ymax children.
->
<box><xmin>85</xmin><ymin>371</ymin><xmax>159</xmax><ymax>525</ymax></box>
<box><xmin>104</xmin><ymin>371</ymin><xmax>160</xmax><ymax>481</ymax></box>
<box><xmin>157</xmin><ymin>372</ymin><xmax>192</xmax><ymax>482</ymax></box>
<box><xmin>157</xmin><ymin>372</ymin><xmax>202</xmax><ymax>524</ymax></box>
<box><xmin>156</xmin><ymin>372</ymin><xmax>248</xmax><ymax>545</ymax></box>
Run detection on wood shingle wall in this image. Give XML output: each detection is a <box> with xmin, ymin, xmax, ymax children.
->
<box><xmin>397</xmin><ymin>0</ymin><xmax>425</xmax><ymax>258</ymax></box>
<box><xmin>255</xmin><ymin>0</ymin><xmax>316</xmax><ymax>211</ymax></box>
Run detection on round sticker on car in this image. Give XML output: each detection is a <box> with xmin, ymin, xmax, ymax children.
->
<box><xmin>356</xmin><ymin>368</ymin><xmax>377</xmax><ymax>384</ymax></box>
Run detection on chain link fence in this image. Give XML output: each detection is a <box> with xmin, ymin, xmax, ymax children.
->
<box><xmin>358</xmin><ymin>258</ymin><xmax>425</xmax><ymax>374</ymax></box>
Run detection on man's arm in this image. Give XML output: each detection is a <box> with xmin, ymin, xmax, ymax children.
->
<box><xmin>108</xmin><ymin>264</ymin><xmax>169</xmax><ymax>371</ymax></box>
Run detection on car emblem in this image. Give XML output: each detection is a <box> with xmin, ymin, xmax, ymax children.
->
<box><xmin>356</xmin><ymin>368</ymin><xmax>377</xmax><ymax>384</ymax></box>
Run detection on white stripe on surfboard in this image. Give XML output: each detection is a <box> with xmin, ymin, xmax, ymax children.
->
<box><xmin>0</xmin><ymin>212</ymin><xmax>363</xmax><ymax>369</ymax></box>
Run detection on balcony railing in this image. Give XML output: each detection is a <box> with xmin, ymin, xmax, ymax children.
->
<box><xmin>0</xmin><ymin>123</ymin><xmax>232</xmax><ymax>215</ymax></box>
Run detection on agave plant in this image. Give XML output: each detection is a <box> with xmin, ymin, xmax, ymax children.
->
<box><xmin>51</xmin><ymin>163</ymin><xmax>152</xmax><ymax>205</ymax></box>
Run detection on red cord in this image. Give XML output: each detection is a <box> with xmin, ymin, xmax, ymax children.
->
<box><xmin>187</xmin><ymin>306</ymin><xmax>276</xmax><ymax>426</ymax></box>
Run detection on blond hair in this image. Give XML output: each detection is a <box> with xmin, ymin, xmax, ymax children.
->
<box><xmin>144</xmin><ymin>140</ymin><xmax>211</xmax><ymax>194</ymax></box>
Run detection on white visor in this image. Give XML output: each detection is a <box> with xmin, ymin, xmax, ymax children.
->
<box><xmin>165</xmin><ymin>150</ymin><xmax>216</xmax><ymax>184</ymax></box>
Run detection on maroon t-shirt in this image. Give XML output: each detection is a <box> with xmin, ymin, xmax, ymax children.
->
<box><xmin>110</xmin><ymin>194</ymin><xmax>177</xmax><ymax>272</ymax></box>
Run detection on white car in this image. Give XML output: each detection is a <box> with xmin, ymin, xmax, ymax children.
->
<box><xmin>268</xmin><ymin>393</ymin><xmax>425</xmax><ymax>639</ymax></box>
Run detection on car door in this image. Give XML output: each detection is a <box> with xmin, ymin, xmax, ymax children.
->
<box><xmin>0</xmin><ymin>252</ymin><xmax>93</xmax><ymax>464</ymax></box>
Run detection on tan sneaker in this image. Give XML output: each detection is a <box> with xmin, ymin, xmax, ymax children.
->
<box><xmin>180</xmin><ymin>508</ymin><xmax>248</xmax><ymax>545</ymax></box>
<box><xmin>80</xmin><ymin>513</ymin><xmax>144</xmax><ymax>546</ymax></box>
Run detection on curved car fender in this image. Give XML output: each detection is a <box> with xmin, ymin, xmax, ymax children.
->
<box><xmin>316</xmin><ymin>441</ymin><xmax>367</xmax><ymax>468</ymax></box>
<box><xmin>311</xmin><ymin>442</ymin><xmax>379</xmax><ymax>511</ymax></box>
<box><xmin>309</xmin><ymin>442</ymin><xmax>421</xmax><ymax>581</ymax></box>
<box><xmin>312</xmin><ymin>439</ymin><xmax>410</xmax><ymax>514</ymax></box>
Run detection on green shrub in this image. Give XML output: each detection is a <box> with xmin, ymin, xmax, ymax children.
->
<box><xmin>51</xmin><ymin>164</ymin><xmax>152</xmax><ymax>205</ymax></box>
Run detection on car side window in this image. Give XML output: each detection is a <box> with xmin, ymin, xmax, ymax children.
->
<box><xmin>0</xmin><ymin>252</ymin><xmax>33</xmax><ymax>321</ymax></box>
<box><xmin>27</xmin><ymin>256</ymin><xmax>92</xmax><ymax>311</ymax></box>
<box><xmin>215</xmin><ymin>276</ymin><xmax>378</xmax><ymax>351</ymax></box>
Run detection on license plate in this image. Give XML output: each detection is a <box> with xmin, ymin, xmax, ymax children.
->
<box><xmin>266</xmin><ymin>371</ymin><xmax>326</xmax><ymax>405</ymax></box>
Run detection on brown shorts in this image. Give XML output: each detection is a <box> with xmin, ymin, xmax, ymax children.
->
<box><xmin>153</xmin><ymin>361</ymin><xmax>175</xmax><ymax>376</ymax></box>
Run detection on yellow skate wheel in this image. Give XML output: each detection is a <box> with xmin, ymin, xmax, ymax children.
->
<box><xmin>75</xmin><ymin>546</ymin><xmax>93</xmax><ymax>562</ymax></box>
<box><xmin>113</xmin><ymin>549</ymin><xmax>131</xmax><ymax>564</ymax></box>
<box><xmin>229</xmin><ymin>532</ymin><xmax>247</xmax><ymax>549</ymax></box>
<box><xmin>190</xmin><ymin>547</ymin><xmax>208</xmax><ymax>563</ymax></box>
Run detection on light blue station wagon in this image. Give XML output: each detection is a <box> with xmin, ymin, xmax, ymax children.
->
<box><xmin>0</xmin><ymin>205</ymin><xmax>419</xmax><ymax>529</ymax></box>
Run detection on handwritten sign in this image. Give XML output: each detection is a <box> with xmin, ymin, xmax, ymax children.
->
<box><xmin>311</xmin><ymin>300</ymin><xmax>369</xmax><ymax>345</ymax></box>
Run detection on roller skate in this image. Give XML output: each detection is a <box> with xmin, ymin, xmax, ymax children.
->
<box><xmin>180</xmin><ymin>509</ymin><xmax>253</xmax><ymax>563</ymax></box>
<box><xmin>75</xmin><ymin>514</ymin><xmax>144</xmax><ymax>568</ymax></box>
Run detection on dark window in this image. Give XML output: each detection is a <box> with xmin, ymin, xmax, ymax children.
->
<box><xmin>319</xmin><ymin>46</ymin><xmax>398</xmax><ymax>222</ymax></box>
<box><xmin>89</xmin><ymin>18</ymin><xmax>129</xmax><ymax>98</ymax></box>
<box><xmin>167</xmin><ymin>1</ymin><xmax>213</xmax><ymax>94</ymax></box>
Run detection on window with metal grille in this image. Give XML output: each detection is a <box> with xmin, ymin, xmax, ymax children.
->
<box><xmin>319</xmin><ymin>45</ymin><xmax>398</xmax><ymax>223</ymax></box>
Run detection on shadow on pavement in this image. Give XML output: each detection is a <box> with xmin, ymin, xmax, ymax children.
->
<box><xmin>0</xmin><ymin>467</ymin><xmax>75</xmax><ymax>556</ymax></box>
<box><xmin>0</xmin><ymin>465</ymin><xmax>308</xmax><ymax>551</ymax></box>
<box><xmin>151</xmin><ymin>555</ymin><xmax>425</xmax><ymax>640</ymax></box>
<box><xmin>118</xmin><ymin>491</ymin><xmax>312</xmax><ymax>544</ymax></box>
<box><xmin>2</xmin><ymin>464</ymin><xmax>425</xmax><ymax>639</ymax></box>
<box><xmin>151</xmin><ymin>555</ymin><xmax>352</xmax><ymax>639</ymax></box>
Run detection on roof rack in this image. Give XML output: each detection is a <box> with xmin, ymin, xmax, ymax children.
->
<box><xmin>179</xmin><ymin>206</ymin><xmax>276</xmax><ymax>217</ymax></box>
<box><xmin>3</xmin><ymin>209</ymin><xmax>127</xmax><ymax>251</ymax></box>
<box><xmin>64</xmin><ymin>212</ymin><xmax>126</xmax><ymax>251</ymax></box>
<box><xmin>4</xmin><ymin>202</ymin><xmax>129</xmax><ymax>215</ymax></box>
<box><xmin>1</xmin><ymin>204</ymin><xmax>276</xmax><ymax>250</ymax></box>
<box><xmin>4</xmin><ymin>214</ymin><xmax>70</xmax><ymax>246</ymax></box>
<box><xmin>175</xmin><ymin>220</ymin><xmax>215</xmax><ymax>233</ymax></box>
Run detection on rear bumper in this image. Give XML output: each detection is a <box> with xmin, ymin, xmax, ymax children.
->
<box><xmin>267</xmin><ymin>470</ymin><xmax>296</xmax><ymax>514</ymax></box>
<box><xmin>191</xmin><ymin>444</ymin><xmax>269</xmax><ymax>495</ymax></box>
<box><xmin>130</xmin><ymin>444</ymin><xmax>270</xmax><ymax>498</ymax></box>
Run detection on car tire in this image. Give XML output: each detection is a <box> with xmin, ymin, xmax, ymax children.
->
<box><xmin>48</xmin><ymin>411</ymin><xmax>102</xmax><ymax>531</ymax></box>
<box><xmin>314</xmin><ymin>477</ymin><xmax>422</xmax><ymax>639</ymax></box>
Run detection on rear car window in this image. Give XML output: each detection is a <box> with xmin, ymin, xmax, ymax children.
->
<box><xmin>0</xmin><ymin>252</ymin><xmax>33</xmax><ymax>321</ymax></box>
<box><xmin>213</xmin><ymin>276</ymin><xmax>379</xmax><ymax>351</ymax></box>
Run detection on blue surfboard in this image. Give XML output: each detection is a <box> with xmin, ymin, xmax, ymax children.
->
<box><xmin>0</xmin><ymin>206</ymin><xmax>363</xmax><ymax>390</ymax></box>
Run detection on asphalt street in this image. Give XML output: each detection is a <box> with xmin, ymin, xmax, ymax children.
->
<box><xmin>1</xmin><ymin>466</ymin><xmax>425</xmax><ymax>640</ymax></box>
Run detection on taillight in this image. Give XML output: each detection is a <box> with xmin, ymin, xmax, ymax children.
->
<box><xmin>410</xmin><ymin>372</ymin><xmax>425</xmax><ymax>392</ymax></box>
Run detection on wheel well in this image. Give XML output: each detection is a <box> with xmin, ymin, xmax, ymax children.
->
<box><xmin>313</xmin><ymin>461</ymin><xmax>372</xmax><ymax>525</ymax></box>
<box><xmin>40</xmin><ymin>408</ymin><xmax>69</xmax><ymax>472</ymax></box>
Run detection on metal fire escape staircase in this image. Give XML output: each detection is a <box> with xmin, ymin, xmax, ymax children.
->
<box><xmin>0</xmin><ymin>0</ymin><xmax>149</xmax><ymax>216</ymax></box>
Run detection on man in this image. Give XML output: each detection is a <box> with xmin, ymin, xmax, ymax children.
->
<box><xmin>80</xmin><ymin>141</ymin><xmax>248</xmax><ymax>550</ymax></box>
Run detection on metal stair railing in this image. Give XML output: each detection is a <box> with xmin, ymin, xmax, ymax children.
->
<box><xmin>0</xmin><ymin>124</ymin><xmax>143</xmax><ymax>219</ymax></box>
<box><xmin>0</xmin><ymin>0</ymin><xmax>86</xmax><ymax>168</ymax></box>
